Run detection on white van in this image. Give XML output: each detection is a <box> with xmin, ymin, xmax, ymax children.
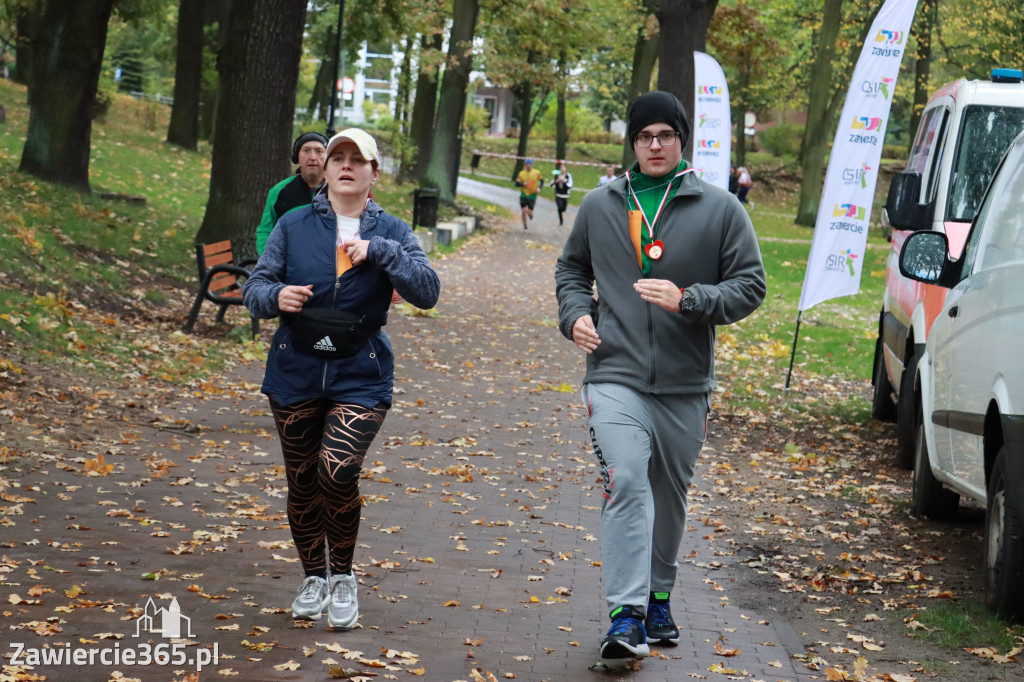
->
<box><xmin>873</xmin><ymin>68</ymin><xmax>1024</xmax><ymax>469</ymax></box>
<box><xmin>897</xmin><ymin>128</ymin><xmax>1024</xmax><ymax>621</ymax></box>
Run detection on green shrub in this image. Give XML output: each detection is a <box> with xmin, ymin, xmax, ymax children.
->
<box><xmin>578</xmin><ymin>130</ymin><xmax>623</xmax><ymax>145</ymax></box>
<box><xmin>93</xmin><ymin>81</ymin><xmax>115</xmax><ymax>121</ymax></box>
<box><xmin>532</xmin><ymin>100</ymin><xmax>605</xmax><ymax>143</ymax></box>
<box><xmin>883</xmin><ymin>144</ymin><xmax>908</xmax><ymax>161</ymax></box>
<box><xmin>463</xmin><ymin>105</ymin><xmax>491</xmax><ymax>141</ymax></box>
<box><xmin>758</xmin><ymin>123</ymin><xmax>803</xmax><ymax>157</ymax></box>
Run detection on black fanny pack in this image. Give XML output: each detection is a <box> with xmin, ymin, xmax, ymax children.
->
<box><xmin>286</xmin><ymin>308</ymin><xmax>385</xmax><ymax>358</ymax></box>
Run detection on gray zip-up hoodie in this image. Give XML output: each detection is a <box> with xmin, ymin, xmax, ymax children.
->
<box><xmin>555</xmin><ymin>170</ymin><xmax>766</xmax><ymax>395</ymax></box>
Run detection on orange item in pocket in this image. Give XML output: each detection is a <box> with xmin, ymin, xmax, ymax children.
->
<box><xmin>628</xmin><ymin>210</ymin><xmax>643</xmax><ymax>269</ymax></box>
<box><xmin>336</xmin><ymin>245</ymin><xmax>353</xmax><ymax>276</ymax></box>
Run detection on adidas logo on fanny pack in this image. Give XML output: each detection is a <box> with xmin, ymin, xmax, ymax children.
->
<box><xmin>313</xmin><ymin>335</ymin><xmax>336</xmax><ymax>352</ymax></box>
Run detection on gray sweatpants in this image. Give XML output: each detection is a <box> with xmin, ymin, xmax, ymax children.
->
<box><xmin>584</xmin><ymin>382</ymin><xmax>709</xmax><ymax>617</ymax></box>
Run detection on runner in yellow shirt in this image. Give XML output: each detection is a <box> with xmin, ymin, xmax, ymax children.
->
<box><xmin>515</xmin><ymin>158</ymin><xmax>544</xmax><ymax>230</ymax></box>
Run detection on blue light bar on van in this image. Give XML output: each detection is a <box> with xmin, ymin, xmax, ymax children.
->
<box><xmin>991</xmin><ymin>68</ymin><xmax>1023</xmax><ymax>83</ymax></box>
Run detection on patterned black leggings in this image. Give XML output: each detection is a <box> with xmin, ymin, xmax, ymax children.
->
<box><xmin>269</xmin><ymin>398</ymin><xmax>387</xmax><ymax>577</ymax></box>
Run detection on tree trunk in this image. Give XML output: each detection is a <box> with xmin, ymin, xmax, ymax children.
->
<box><xmin>195</xmin><ymin>0</ymin><xmax>306</xmax><ymax>257</ymax></box>
<box><xmin>825</xmin><ymin>3</ymin><xmax>881</xmax><ymax>125</ymax></box>
<box><xmin>167</xmin><ymin>0</ymin><xmax>204</xmax><ymax>150</ymax></box>
<box><xmin>510</xmin><ymin>49</ymin><xmax>541</xmax><ymax>181</ymax></box>
<box><xmin>198</xmin><ymin>0</ymin><xmax>231</xmax><ymax>142</ymax></box>
<box><xmin>12</xmin><ymin>1</ymin><xmax>37</xmax><ymax>87</ymax></box>
<box><xmin>656</xmin><ymin>0</ymin><xmax>718</xmax><ymax>162</ymax></box>
<box><xmin>19</xmin><ymin>0</ymin><xmax>115</xmax><ymax>193</ymax></box>
<box><xmin>909</xmin><ymin>0</ymin><xmax>937</xmax><ymax>142</ymax></box>
<box><xmin>511</xmin><ymin>81</ymin><xmax>534</xmax><ymax>180</ymax></box>
<box><xmin>309</xmin><ymin>51</ymin><xmax>334</xmax><ymax>123</ymax></box>
<box><xmin>407</xmin><ymin>31</ymin><xmax>443</xmax><ymax>184</ymax></box>
<box><xmin>426</xmin><ymin>0</ymin><xmax>478</xmax><ymax>202</ymax></box>
<box><xmin>795</xmin><ymin>0</ymin><xmax>844</xmax><ymax>227</ymax></box>
<box><xmin>555</xmin><ymin>51</ymin><xmax>567</xmax><ymax>161</ymax></box>
<box><xmin>734</xmin><ymin>66</ymin><xmax>750</xmax><ymax>168</ymax></box>
<box><xmin>621</xmin><ymin>1</ymin><xmax>660</xmax><ymax>170</ymax></box>
<box><xmin>396</xmin><ymin>35</ymin><xmax>415</xmax><ymax>135</ymax></box>
<box><xmin>555</xmin><ymin>90</ymin><xmax>567</xmax><ymax>160</ymax></box>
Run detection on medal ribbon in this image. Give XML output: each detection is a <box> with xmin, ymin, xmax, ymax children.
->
<box><xmin>626</xmin><ymin>167</ymin><xmax>696</xmax><ymax>241</ymax></box>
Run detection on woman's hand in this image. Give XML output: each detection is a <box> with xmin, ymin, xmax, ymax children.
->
<box><xmin>633</xmin><ymin>278</ymin><xmax>683</xmax><ymax>313</ymax></box>
<box><xmin>346</xmin><ymin>239</ymin><xmax>371</xmax><ymax>266</ymax></box>
<box><xmin>278</xmin><ymin>284</ymin><xmax>313</xmax><ymax>313</ymax></box>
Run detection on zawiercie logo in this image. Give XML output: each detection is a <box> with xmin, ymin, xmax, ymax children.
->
<box><xmin>875</xmin><ymin>28</ymin><xmax>904</xmax><ymax>45</ymax></box>
<box><xmin>833</xmin><ymin>203</ymin><xmax>866</xmax><ymax>220</ymax></box>
<box><xmin>852</xmin><ymin>116</ymin><xmax>881</xmax><ymax>131</ymax></box>
<box><xmin>8</xmin><ymin>594</ymin><xmax>218</xmax><ymax>672</ymax></box>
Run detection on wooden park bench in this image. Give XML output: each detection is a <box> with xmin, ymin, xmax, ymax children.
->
<box><xmin>182</xmin><ymin>240</ymin><xmax>259</xmax><ymax>337</ymax></box>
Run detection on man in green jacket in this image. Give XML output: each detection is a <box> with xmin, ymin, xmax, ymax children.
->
<box><xmin>255</xmin><ymin>131</ymin><xmax>328</xmax><ymax>254</ymax></box>
<box><xmin>555</xmin><ymin>91</ymin><xmax>766</xmax><ymax>669</ymax></box>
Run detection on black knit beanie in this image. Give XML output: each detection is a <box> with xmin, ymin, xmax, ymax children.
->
<box><xmin>291</xmin><ymin>131</ymin><xmax>329</xmax><ymax>163</ymax></box>
<box><xmin>627</xmin><ymin>91</ymin><xmax>691</xmax><ymax>149</ymax></box>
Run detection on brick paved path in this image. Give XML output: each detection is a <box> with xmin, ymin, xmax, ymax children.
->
<box><xmin>1</xmin><ymin>193</ymin><xmax>816</xmax><ymax>681</ymax></box>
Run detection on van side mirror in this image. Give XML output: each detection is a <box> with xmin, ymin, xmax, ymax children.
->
<box><xmin>885</xmin><ymin>171</ymin><xmax>927</xmax><ymax>230</ymax></box>
<box><xmin>898</xmin><ymin>231</ymin><xmax>955</xmax><ymax>287</ymax></box>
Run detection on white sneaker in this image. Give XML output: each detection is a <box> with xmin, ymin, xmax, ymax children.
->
<box><xmin>327</xmin><ymin>573</ymin><xmax>359</xmax><ymax>629</ymax></box>
<box><xmin>291</xmin><ymin>576</ymin><xmax>329</xmax><ymax>620</ymax></box>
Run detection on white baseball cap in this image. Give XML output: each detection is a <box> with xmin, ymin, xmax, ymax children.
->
<box><xmin>325</xmin><ymin>128</ymin><xmax>379</xmax><ymax>164</ymax></box>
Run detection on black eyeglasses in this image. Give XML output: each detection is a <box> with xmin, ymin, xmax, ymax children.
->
<box><xmin>634</xmin><ymin>132</ymin><xmax>679</xmax><ymax>148</ymax></box>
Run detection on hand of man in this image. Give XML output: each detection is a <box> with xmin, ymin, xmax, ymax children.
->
<box><xmin>279</xmin><ymin>284</ymin><xmax>313</xmax><ymax>313</ymax></box>
<box><xmin>572</xmin><ymin>314</ymin><xmax>600</xmax><ymax>354</ymax></box>
<box><xmin>633</xmin><ymin>278</ymin><xmax>683</xmax><ymax>314</ymax></box>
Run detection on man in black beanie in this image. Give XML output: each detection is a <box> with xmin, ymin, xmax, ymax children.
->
<box><xmin>256</xmin><ymin>131</ymin><xmax>328</xmax><ymax>254</ymax></box>
<box><xmin>555</xmin><ymin>91</ymin><xmax>765</xmax><ymax>669</ymax></box>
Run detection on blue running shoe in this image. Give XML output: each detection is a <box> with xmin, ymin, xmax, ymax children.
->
<box><xmin>600</xmin><ymin>605</ymin><xmax>649</xmax><ymax>668</ymax></box>
<box><xmin>645</xmin><ymin>592</ymin><xmax>680</xmax><ymax>645</ymax></box>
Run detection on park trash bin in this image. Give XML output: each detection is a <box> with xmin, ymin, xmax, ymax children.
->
<box><xmin>470</xmin><ymin>151</ymin><xmax>482</xmax><ymax>172</ymax></box>
<box><xmin>413</xmin><ymin>187</ymin><xmax>439</xmax><ymax>230</ymax></box>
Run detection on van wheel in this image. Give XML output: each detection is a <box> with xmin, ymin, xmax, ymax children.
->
<box><xmin>985</xmin><ymin>447</ymin><xmax>1024</xmax><ymax>622</ymax></box>
<box><xmin>896</xmin><ymin>350</ymin><xmax>919</xmax><ymax>469</ymax></box>
<box><xmin>911</xmin><ymin>398</ymin><xmax>959</xmax><ymax>521</ymax></box>
<box><xmin>871</xmin><ymin>337</ymin><xmax>897</xmax><ymax>423</ymax></box>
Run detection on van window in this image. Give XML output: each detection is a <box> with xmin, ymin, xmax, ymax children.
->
<box><xmin>907</xmin><ymin>106</ymin><xmax>943</xmax><ymax>176</ymax></box>
<box><xmin>947</xmin><ymin>105</ymin><xmax>1024</xmax><ymax>222</ymax></box>
<box><xmin>923</xmin><ymin>111</ymin><xmax>949</xmax><ymax>202</ymax></box>
<box><xmin>968</xmin><ymin>147</ymin><xmax>1024</xmax><ymax>274</ymax></box>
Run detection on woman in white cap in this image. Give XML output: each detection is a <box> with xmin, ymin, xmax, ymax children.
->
<box><xmin>244</xmin><ymin>128</ymin><xmax>440</xmax><ymax>630</ymax></box>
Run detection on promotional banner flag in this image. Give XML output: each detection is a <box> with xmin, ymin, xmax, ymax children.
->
<box><xmin>797</xmin><ymin>0</ymin><xmax>919</xmax><ymax>311</ymax></box>
<box><xmin>693</xmin><ymin>51</ymin><xmax>731</xmax><ymax>191</ymax></box>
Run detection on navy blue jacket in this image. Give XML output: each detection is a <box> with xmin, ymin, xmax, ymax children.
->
<box><xmin>243</xmin><ymin>194</ymin><xmax>440</xmax><ymax>408</ymax></box>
